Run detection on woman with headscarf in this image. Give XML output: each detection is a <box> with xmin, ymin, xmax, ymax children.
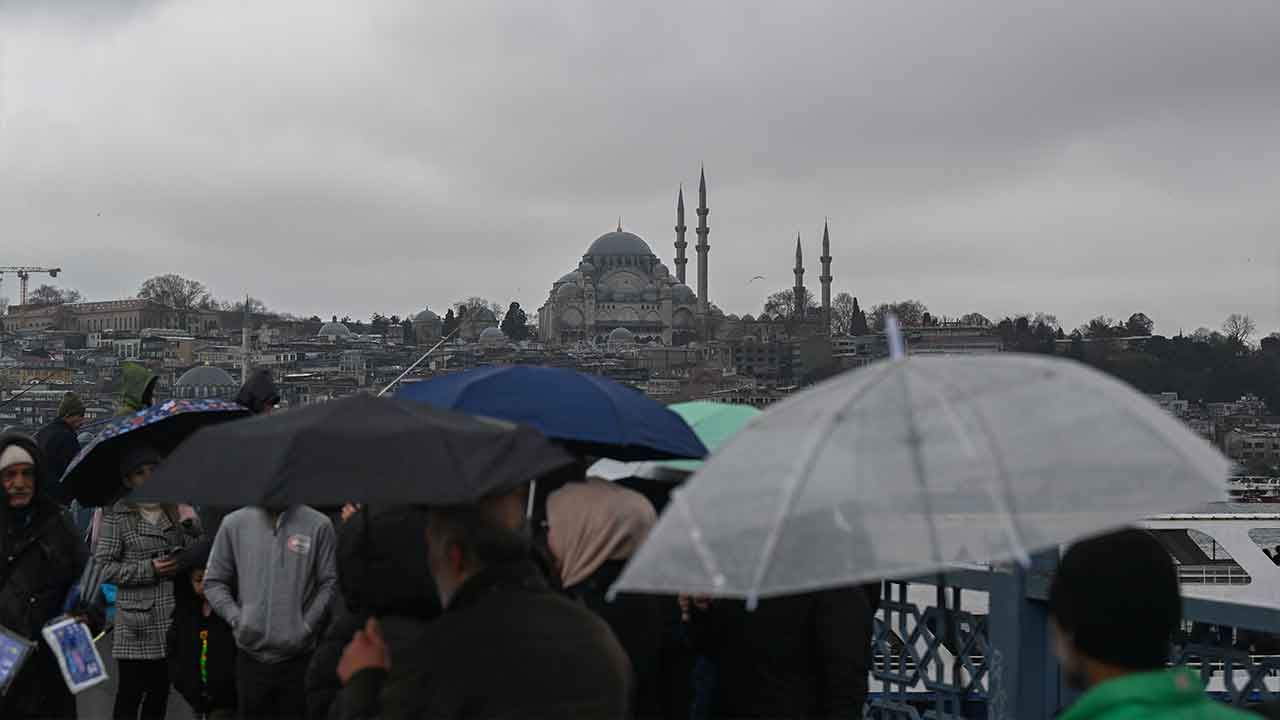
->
<box><xmin>547</xmin><ymin>478</ymin><xmax>665</xmax><ymax>719</ymax></box>
<box><xmin>94</xmin><ymin>446</ymin><xmax>202</xmax><ymax>720</ymax></box>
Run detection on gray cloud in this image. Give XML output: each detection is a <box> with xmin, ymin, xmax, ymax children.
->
<box><xmin>2</xmin><ymin>0</ymin><xmax>1278</xmax><ymax>332</ymax></box>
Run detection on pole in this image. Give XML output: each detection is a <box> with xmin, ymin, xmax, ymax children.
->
<box><xmin>377</xmin><ymin>328</ymin><xmax>459</xmax><ymax>397</ymax></box>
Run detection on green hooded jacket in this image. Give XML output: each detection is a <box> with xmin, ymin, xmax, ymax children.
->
<box><xmin>1060</xmin><ymin>668</ymin><xmax>1259</xmax><ymax>720</ymax></box>
<box><xmin>117</xmin><ymin>362</ymin><xmax>159</xmax><ymax>415</ymax></box>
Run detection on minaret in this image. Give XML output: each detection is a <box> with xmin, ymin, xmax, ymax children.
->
<box><xmin>793</xmin><ymin>234</ymin><xmax>806</xmax><ymax>320</ymax></box>
<box><xmin>695</xmin><ymin>167</ymin><xmax>710</xmax><ymax>315</ymax></box>
<box><xmin>674</xmin><ymin>185</ymin><xmax>688</xmax><ymax>284</ymax></box>
<box><xmin>820</xmin><ymin>219</ymin><xmax>832</xmax><ymax>334</ymax></box>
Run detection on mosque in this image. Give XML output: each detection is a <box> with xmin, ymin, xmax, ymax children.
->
<box><xmin>537</xmin><ymin>169</ymin><xmax>835</xmax><ymax>346</ymax></box>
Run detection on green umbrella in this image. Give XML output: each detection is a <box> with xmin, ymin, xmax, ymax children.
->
<box><xmin>663</xmin><ymin>402</ymin><xmax>761</xmax><ymax>472</ymax></box>
<box><xmin>588</xmin><ymin>402</ymin><xmax>761</xmax><ymax>481</ymax></box>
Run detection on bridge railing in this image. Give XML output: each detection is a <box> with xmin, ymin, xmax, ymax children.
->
<box><xmin>868</xmin><ymin>553</ymin><xmax>1280</xmax><ymax>719</ymax></box>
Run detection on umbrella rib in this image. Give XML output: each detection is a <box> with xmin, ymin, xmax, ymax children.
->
<box><xmin>912</xmin><ymin>362</ymin><xmax>1031</xmax><ymax>567</ymax></box>
<box><xmin>746</xmin><ymin>362</ymin><xmax>897</xmax><ymax>609</ymax></box>
<box><xmin>673</xmin><ymin>488</ymin><xmax>726</xmax><ymax>591</ymax></box>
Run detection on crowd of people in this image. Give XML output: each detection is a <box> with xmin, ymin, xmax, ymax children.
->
<box><xmin>0</xmin><ymin>366</ymin><xmax>1270</xmax><ymax>719</ymax></box>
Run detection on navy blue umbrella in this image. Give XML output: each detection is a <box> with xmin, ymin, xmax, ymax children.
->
<box><xmin>396</xmin><ymin>366</ymin><xmax>707</xmax><ymax>462</ymax></box>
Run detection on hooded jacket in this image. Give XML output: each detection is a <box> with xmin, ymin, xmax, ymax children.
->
<box><xmin>167</xmin><ymin>540</ymin><xmax>238</xmax><ymax>714</ymax></box>
<box><xmin>118</xmin><ymin>362</ymin><xmax>159</xmax><ymax>415</ymax></box>
<box><xmin>204</xmin><ymin>506</ymin><xmax>339</xmax><ymax>664</ymax></box>
<box><xmin>0</xmin><ymin>433</ymin><xmax>84</xmax><ymax>718</ymax></box>
<box><xmin>236</xmin><ymin>369</ymin><xmax>280</xmax><ymax>414</ymax></box>
<box><xmin>306</xmin><ymin>506</ymin><xmax>441</xmax><ymax>720</ymax></box>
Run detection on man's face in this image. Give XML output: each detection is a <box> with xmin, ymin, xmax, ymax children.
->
<box><xmin>2</xmin><ymin>463</ymin><xmax>36</xmax><ymax>508</ymax></box>
<box><xmin>426</xmin><ymin>530</ymin><xmax>464</xmax><ymax>608</ymax></box>
<box><xmin>125</xmin><ymin>463</ymin><xmax>156</xmax><ymax>489</ymax></box>
<box><xmin>66</xmin><ymin>414</ymin><xmax>86</xmax><ymax>431</ymax></box>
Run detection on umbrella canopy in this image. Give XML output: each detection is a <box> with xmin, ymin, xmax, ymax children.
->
<box><xmin>612</xmin><ymin>354</ymin><xmax>1229</xmax><ymax>606</ymax></box>
<box><xmin>396</xmin><ymin>366</ymin><xmax>707</xmax><ymax>461</ymax></box>
<box><xmin>61</xmin><ymin>399</ymin><xmax>250</xmax><ymax>507</ymax></box>
<box><xmin>587</xmin><ymin>401</ymin><xmax>761</xmax><ymax>481</ymax></box>
<box><xmin>133</xmin><ymin>394</ymin><xmax>575</xmax><ymax>507</ymax></box>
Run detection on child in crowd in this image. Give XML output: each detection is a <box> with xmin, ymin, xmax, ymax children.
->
<box><xmin>167</xmin><ymin>542</ymin><xmax>237</xmax><ymax>719</ymax></box>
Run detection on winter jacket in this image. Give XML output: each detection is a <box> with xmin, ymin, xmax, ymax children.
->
<box><xmin>117</xmin><ymin>362</ymin><xmax>158</xmax><ymax>415</ymax></box>
<box><xmin>94</xmin><ymin>501</ymin><xmax>202</xmax><ymax>660</ymax></box>
<box><xmin>306</xmin><ymin>506</ymin><xmax>440</xmax><ymax>720</ymax></box>
<box><xmin>1058</xmin><ymin>668</ymin><xmax>1258</xmax><ymax>719</ymax></box>
<box><xmin>235</xmin><ymin>368</ymin><xmax>280</xmax><ymax>414</ymax></box>
<box><xmin>568</xmin><ymin>559</ymin><xmax>667</xmax><ymax>719</ymax></box>
<box><xmin>167</xmin><ymin>541</ymin><xmax>237</xmax><ymax>715</ymax></box>
<box><xmin>686</xmin><ymin>584</ymin><xmax>878</xmax><ymax>719</ymax></box>
<box><xmin>338</xmin><ymin>558</ymin><xmax>632</xmax><ymax>720</ymax></box>
<box><xmin>34</xmin><ymin>418</ymin><xmax>78</xmax><ymax>503</ymax></box>
<box><xmin>205</xmin><ymin>506</ymin><xmax>338</xmax><ymax>664</ymax></box>
<box><xmin>0</xmin><ymin>433</ymin><xmax>84</xmax><ymax>719</ymax></box>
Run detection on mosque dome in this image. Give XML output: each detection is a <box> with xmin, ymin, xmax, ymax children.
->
<box><xmin>176</xmin><ymin>365</ymin><xmax>236</xmax><ymax>388</ymax></box>
<box><xmin>414</xmin><ymin>308</ymin><xmax>441</xmax><ymax>324</ymax></box>
<box><xmin>741</xmin><ymin>314</ymin><xmax>757</xmax><ymax>323</ymax></box>
<box><xmin>585</xmin><ymin>230</ymin><xmax>655</xmax><ymax>258</ymax></box>
<box><xmin>556</xmin><ymin>270</ymin><xmax>582</xmax><ymax>285</ymax></box>
<box><xmin>319</xmin><ymin>320</ymin><xmax>353</xmax><ymax>338</ymax></box>
<box><xmin>557</xmin><ymin>283</ymin><xmax>584</xmax><ymax>301</ymax></box>
<box><xmin>465</xmin><ymin>307</ymin><xmax>499</xmax><ymax>325</ymax></box>
<box><xmin>671</xmin><ymin>284</ymin><xmax>696</xmax><ymax>304</ymax></box>
<box><xmin>479</xmin><ymin>327</ymin><xmax>507</xmax><ymax>346</ymax></box>
<box><xmin>608</xmin><ymin>327</ymin><xmax>635</xmax><ymax>344</ymax></box>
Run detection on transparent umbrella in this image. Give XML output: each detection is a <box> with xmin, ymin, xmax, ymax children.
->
<box><xmin>611</xmin><ymin>352</ymin><xmax>1229</xmax><ymax>607</ymax></box>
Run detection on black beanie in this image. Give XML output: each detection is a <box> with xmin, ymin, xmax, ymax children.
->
<box><xmin>1048</xmin><ymin>528</ymin><xmax>1180</xmax><ymax>670</ymax></box>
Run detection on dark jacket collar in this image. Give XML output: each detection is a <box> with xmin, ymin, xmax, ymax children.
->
<box><xmin>446</xmin><ymin>559</ymin><xmax>549</xmax><ymax>613</ymax></box>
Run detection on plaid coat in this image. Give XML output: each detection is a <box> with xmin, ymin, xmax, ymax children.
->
<box><xmin>93</xmin><ymin>503</ymin><xmax>199</xmax><ymax>660</ymax></box>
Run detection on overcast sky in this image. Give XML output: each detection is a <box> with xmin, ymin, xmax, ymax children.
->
<box><xmin>2</xmin><ymin>1</ymin><xmax>1278</xmax><ymax>334</ymax></box>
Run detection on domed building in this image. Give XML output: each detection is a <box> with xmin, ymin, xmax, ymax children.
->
<box><xmin>478</xmin><ymin>326</ymin><xmax>508</xmax><ymax>348</ymax></box>
<box><xmin>537</xmin><ymin>169</ymin><xmax>839</xmax><ymax>346</ymax></box>
<box><xmin>538</xmin><ymin>225</ymin><xmax>701</xmax><ymax>345</ymax></box>
<box><xmin>412</xmin><ymin>308</ymin><xmax>443</xmax><ymax>345</ymax></box>
<box><xmin>458</xmin><ymin>306</ymin><xmax>499</xmax><ymax>342</ymax></box>
<box><xmin>318</xmin><ymin>316</ymin><xmax>354</xmax><ymax>343</ymax></box>
<box><xmin>173</xmin><ymin>365</ymin><xmax>238</xmax><ymax>400</ymax></box>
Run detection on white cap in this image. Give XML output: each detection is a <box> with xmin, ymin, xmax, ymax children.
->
<box><xmin>0</xmin><ymin>445</ymin><xmax>35</xmax><ymax>473</ymax></box>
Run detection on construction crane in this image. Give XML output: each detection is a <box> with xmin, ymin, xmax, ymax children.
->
<box><xmin>0</xmin><ymin>267</ymin><xmax>62</xmax><ymax>306</ymax></box>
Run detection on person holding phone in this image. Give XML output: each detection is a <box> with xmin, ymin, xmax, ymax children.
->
<box><xmin>94</xmin><ymin>445</ymin><xmax>202</xmax><ymax>720</ymax></box>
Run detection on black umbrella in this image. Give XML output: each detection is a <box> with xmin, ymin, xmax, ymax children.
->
<box><xmin>134</xmin><ymin>394</ymin><xmax>575</xmax><ymax>507</ymax></box>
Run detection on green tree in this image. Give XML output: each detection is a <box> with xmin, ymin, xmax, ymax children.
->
<box><xmin>500</xmin><ymin>302</ymin><xmax>531</xmax><ymax>341</ymax></box>
<box><xmin>1125</xmin><ymin>312</ymin><xmax>1155</xmax><ymax>336</ymax></box>
<box><xmin>849</xmin><ymin>297</ymin><xmax>870</xmax><ymax>336</ymax></box>
<box><xmin>442</xmin><ymin>308</ymin><xmax>459</xmax><ymax>337</ymax></box>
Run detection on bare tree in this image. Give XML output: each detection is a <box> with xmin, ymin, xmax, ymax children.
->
<box><xmin>138</xmin><ymin>274</ymin><xmax>210</xmax><ymax>310</ymax></box>
<box><xmin>869</xmin><ymin>300</ymin><xmax>928</xmax><ymax>330</ymax></box>
<box><xmin>26</xmin><ymin>285</ymin><xmax>82</xmax><ymax>307</ymax></box>
<box><xmin>762</xmin><ymin>289</ymin><xmax>818</xmax><ymax>320</ymax></box>
<box><xmin>830</xmin><ymin>293</ymin><xmax>857</xmax><ymax>335</ymax></box>
<box><xmin>453</xmin><ymin>297</ymin><xmax>505</xmax><ymax>322</ymax></box>
<box><xmin>1080</xmin><ymin>315</ymin><xmax>1116</xmax><ymax>339</ymax></box>
<box><xmin>1223</xmin><ymin>313</ymin><xmax>1257</xmax><ymax>345</ymax></box>
<box><xmin>1125</xmin><ymin>312</ymin><xmax>1154</xmax><ymax>336</ymax></box>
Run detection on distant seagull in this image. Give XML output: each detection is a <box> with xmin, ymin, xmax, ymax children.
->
<box><xmin>748</xmin><ymin>275</ymin><xmax>766</xmax><ymax>284</ymax></box>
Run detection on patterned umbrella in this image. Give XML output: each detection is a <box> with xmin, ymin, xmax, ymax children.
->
<box><xmin>61</xmin><ymin>398</ymin><xmax>250</xmax><ymax>507</ymax></box>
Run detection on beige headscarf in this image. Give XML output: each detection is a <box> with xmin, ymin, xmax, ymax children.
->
<box><xmin>547</xmin><ymin>478</ymin><xmax>657</xmax><ymax>589</ymax></box>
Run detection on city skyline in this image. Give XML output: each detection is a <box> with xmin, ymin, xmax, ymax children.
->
<box><xmin>2</xmin><ymin>1</ymin><xmax>1277</xmax><ymax>333</ymax></box>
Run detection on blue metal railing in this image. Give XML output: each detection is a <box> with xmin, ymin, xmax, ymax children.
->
<box><xmin>868</xmin><ymin>552</ymin><xmax>1279</xmax><ymax>719</ymax></box>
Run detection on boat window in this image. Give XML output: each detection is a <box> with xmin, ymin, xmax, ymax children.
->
<box><xmin>1248</xmin><ymin>529</ymin><xmax>1280</xmax><ymax>567</ymax></box>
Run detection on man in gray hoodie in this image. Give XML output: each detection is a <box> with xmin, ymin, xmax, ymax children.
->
<box><xmin>205</xmin><ymin>505</ymin><xmax>338</xmax><ymax>719</ymax></box>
